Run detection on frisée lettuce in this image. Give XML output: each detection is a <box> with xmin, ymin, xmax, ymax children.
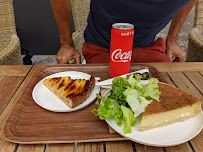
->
<box><xmin>92</xmin><ymin>74</ymin><xmax>161</xmax><ymax>134</ymax></box>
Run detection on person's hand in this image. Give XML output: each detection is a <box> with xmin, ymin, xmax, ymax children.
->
<box><xmin>56</xmin><ymin>44</ymin><xmax>81</xmax><ymax>64</ymax></box>
<box><xmin>165</xmin><ymin>41</ymin><xmax>186</xmax><ymax>62</ymax></box>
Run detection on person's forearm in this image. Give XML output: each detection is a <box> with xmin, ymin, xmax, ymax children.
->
<box><xmin>166</xmin><ymin>0</ymin><xmax>197</xmax><ymax>43</ymax></box>
<box><xmin>50</xmin><ymin>0</ymin><xmax>73</xmax><ymax>46</ymax></box>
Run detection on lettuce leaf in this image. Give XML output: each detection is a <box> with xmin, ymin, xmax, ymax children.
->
<box><xmin>121</xmin><ymin>105</ymin><xmax>136</xmax><ymax>134</ymax></box>
<box><xmin>92</xmin><ymin>95</ymin><xmax>123</xmax><ymax>126</ymax></box>
<box><xmin>109</xmin><ymin>77</ymin><xmax>130</xmax><ymax>106</ymax></box>
<box><xmin>128</xmin><ymin>74</ymin><xmax>142</xmax><ymax>89</ymax></box>
<box><xmin>123</xmin><ymin>87</ymin><xmax>144</xmax><ymax>117</ymax></box>
<box><xmin>141</xmin><ymin>78</ymin><xmax>161</xmax><ymax>102</ymax></box>
<box><xmin>139</xmin><ymin>96</ymin><xmax>153</xmax><ymax>109</ymax></box>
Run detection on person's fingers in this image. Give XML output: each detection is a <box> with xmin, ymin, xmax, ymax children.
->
<box><xmin>166</xmin><ymin>41</ymin><xmax>187</xmax><ymax>62</ymax></box>
<box><xmin>178</xmin><ymin>57</ymin><xmax>183</xmax><ymax>62</ymax></box>
<box><xmin>56</xmin><ymin>48</ymin><xmax>71</xmax><ymax>64</ymax></box>
<box><xmin>166</xmin><ymin>49</ymin><xmax>186</xmax><ymax>62</ymax></box>
<box><xmin>56</xmin><ymin>55</ymin><xmax>62</xmax><ymax>64</ymax></box>
<box><xmin>75</xmin><ymin>56</ymin><xmax>81</xmax><ymax>64</ymax></box>
<box><xmin>167</xmin><ymin>53</ymin><xmax>173</xmax><ymax>61</ymax></box>
<box><xmin>56</xmin><ymin>44</ymin><xmax>81</xmax><ymax>64</ymax></box>
<box><xmin>56</xmin><ymin>54</ymin><xmax>69</xmax><ymax>64</ymax></box>
<box><xmin>176</xmin><ymin>51</ymin><xmax>186</xmax><ymax>62</ymax></box>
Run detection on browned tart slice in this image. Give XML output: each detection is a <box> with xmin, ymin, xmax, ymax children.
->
<box><xmin>43</xmin><ymin>76</ymin><xmax>95</xmax><ymax>108</ymax></box>
<box><xmin>139</xmin><ymin>83</ymin><xmax>201</xmax><ymax>131</ymax></box>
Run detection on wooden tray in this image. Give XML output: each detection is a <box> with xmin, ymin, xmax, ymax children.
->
<box><xmin>4</xmin><ymin>64</ymin><xmax>166</xmax><ymax>144</ymax></box>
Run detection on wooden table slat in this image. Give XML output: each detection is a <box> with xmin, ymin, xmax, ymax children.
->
<box><xmin>0</xmin><ymin>76</ymin><xmax>25</xmax><ymax>115</ymax></box>
<box><xmin>164</xmin><ymin>143</ymin><xmax>193</xmax><ymax>152</ymax></box>
<box><xmin>183</xmin><ymin>71</ymin><xmax>203</xmax><ymax>94</ymax></box>
<box><xmin>46</xmin><ymin>143</ymin><xmax>74</xmax><ymax>152</ymax></box>
<box><xmin>16</xmin><ymin>144</ymin><xmax>45</xmax><ymax>152</ymax></box>
<box><xmin>105</xmin><ymin>141</ymin><xmax>134</xmax><ymax>152</ymax></box>
<box><xmin>190</xmin><ymin>131</ymin><xmax>203</xmax><ymax>152</ymax></box>
<box><xmin>144</xmin><ymin>62</ymin><xmax>203</xmax><ymax>72</ymax></box>
<box><xmin>0</xmin><ymin>134</ymin><xmax>16</xmax><ymax>152</ymax></box>
<box><xmin>0</xmin><ymin>76</ymin><xmax>4</xmax><ymax>81</ymax></box>
<box><xmin>76</xmin><ymin>142</ymin><xmax>104</xmax><ymax>152</ymax></box>
<box><xmin>0</xmin><ymin>65</ymin><xmax>32</xmax><ymax>76</ymax></box>
<box><xmin>161</xmin><ymin>72</ymin><xmax>175</xmax><ymax>86</ymax></box>
<box><xmin>134</xmin><ymin>143</ymin><xmax>163</xmax><ymax>152</ymax></box>
<box><xmin>168</xmin><ymin>72</ymin><xmax>203</xmax><ymax>103</ymax></box>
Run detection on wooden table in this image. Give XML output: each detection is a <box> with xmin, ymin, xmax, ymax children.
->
<box><xmin>0</xmin><ymin>63</ymin><xmax>203</xmax><ymax>152</ymax></box>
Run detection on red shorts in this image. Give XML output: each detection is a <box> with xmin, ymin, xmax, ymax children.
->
<box><xmin>82</xmin><ymin>37</ymin><xmax>171</xmax><ymax>63</ymax></box>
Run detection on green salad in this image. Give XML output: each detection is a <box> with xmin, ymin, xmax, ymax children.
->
<box><xmin>92</xmin><ymin>74</ymin><xmax>161</xmax><ymax>134</ymax></box>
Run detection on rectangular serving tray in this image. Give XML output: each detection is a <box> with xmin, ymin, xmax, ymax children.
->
<box><xmin>4</xmin><ymin>64</ymin><xmax>166</xmax><ymax>144</ymax></box>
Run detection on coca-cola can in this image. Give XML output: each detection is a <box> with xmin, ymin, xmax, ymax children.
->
<box><xmin>110</xmin><ymin>23</ymin><xmax>134</xmax><ymax>77</ymax></box>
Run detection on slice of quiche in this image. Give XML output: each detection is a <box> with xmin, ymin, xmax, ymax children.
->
<box><xmin>139</xmin><ymin>83</ymin><xmax>201</xmax><ymax>131</ymax></box>
<box><xmin>43</xmin><ymin>76</ymin><xmax>95</xmax><ymax>108</ymax></box>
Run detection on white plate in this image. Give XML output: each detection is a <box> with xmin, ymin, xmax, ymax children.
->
<box><xmin>32</xmin><ymin>71</ymin><xmax>100</xmax><ymax>112</ymax></box>
<box><xmin>103</xmin><ymin>89</ymin><xmax>203</xmax><ymax>147</ymax></box>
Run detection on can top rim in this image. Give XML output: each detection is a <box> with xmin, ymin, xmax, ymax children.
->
<box><xmin>112</xmin><ymin>23</ymin><xmax>134</xmax><ymax>30</ymax></box>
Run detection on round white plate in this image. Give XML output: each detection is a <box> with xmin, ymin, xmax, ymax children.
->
<box><xmin>32</xmin><ymin>71</ymin><xmax>100</xmax><ymax>112</ymax></box>
<box><xmin>103</xmin><ymin>89</ymin><xmax>203</xmax><ymax>147</ymax></box>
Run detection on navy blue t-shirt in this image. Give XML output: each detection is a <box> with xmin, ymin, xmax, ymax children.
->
<box><xmin>84</xmin><ymin>0</ymin><xmax>191</xmax><ymax>49</ymax></box>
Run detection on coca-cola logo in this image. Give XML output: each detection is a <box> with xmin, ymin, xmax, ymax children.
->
<box><xmin>111</xmin><ymin>49</ymin><xmax>132</xmax><ymax>63</ymax></box>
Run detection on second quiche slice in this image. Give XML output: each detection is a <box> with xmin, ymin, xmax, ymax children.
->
<box><xmin>139</xmin><ymin>83</ymin><xmax>201</xmax><ymax>131</ymax></box>
<box><xmin>43</xmin><ymin>76</ymin><xmax>95</xmax><ymax>108</ymax></box>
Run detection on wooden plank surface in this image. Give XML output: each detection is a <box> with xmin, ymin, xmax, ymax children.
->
<box><xmin>134</xmin><ymin>143</ymin><xmax>163</xmax><ymax>152</ymax></box>
<box><xmin>0</xmin><ymin>64</ymin><xmax>203</xmax><ymax>152</ymax></box>
<box><xmin>0</xmin><ymin>65</ymin><xmax>32</xmax><ymax>76</ymax></box>
<box><xmin>76</xmin><ymin>142</ymin><xmax>104</xmax><ymax>152</ymax></box>
<box><xmin>143</xmin><ymin>62</ymin><xmax>203</xmax><ymax>72</ymax></box>
<box><xmin>0</xmin><ymin>76</ymin><xmax>24</xmax><ymax>114</ymax></box>
<box><xmin>168</xmin><ymin>72</ymin><xmax>203</xmax><ymax>103</ymax></box>
<box><xmin>16</xmin><ymin>144</ymin><xmax>45</xmax><ymax>152</ymax></box>
<box><xmin>183</xmin><ymin>71</ymin><xmax>203</xmax><ymax>94</ymax></box>
<box><xmin>46</xmin><ymin>143</ymin><xmax>74</xmax><ymax>152</ymax></box>
<box><xmin>0</xmin><ymin>76</ymin><xmax>4</xmax><ymax>81</ymax></box>
<box><xmin>190</xmin><ymin>131</ymin><xmax>203</xmax><ymax>152</ymax></box>
<box><xmin>105</xmin><ymin>141</ymin><xmax>134</xmax><ymax>152</ymax></box>
<box><xmin>0</xmin><ymin>66</ymin><xmax>32</xmax><ymax>152</ymax></box>
<box><xmin>164</xmin><ymin>143</ymin><xmax>193</xmax><ymax>152</ymax></box>
<box><xmin>0</xmin><ymin>65</ymin><xmax>32</xmax><ymax>115</ymax></box>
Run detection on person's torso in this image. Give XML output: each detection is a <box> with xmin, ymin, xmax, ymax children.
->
<box><xmin>84</xmin><ymin>0</ymin><xmax>191</xmax><ymax>49</ymax></box>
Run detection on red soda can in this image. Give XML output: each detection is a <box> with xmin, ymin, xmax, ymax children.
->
<box><xmin>110</xmin><ymin>23</ymin><xmax>134</xmax><ymax>77</ymax></box>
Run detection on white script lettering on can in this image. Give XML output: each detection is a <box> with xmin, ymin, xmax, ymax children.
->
<box><xmin>111</xmin><ymin>49</ymin><xmax>132</xmax><ymax>63</ymax></box>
